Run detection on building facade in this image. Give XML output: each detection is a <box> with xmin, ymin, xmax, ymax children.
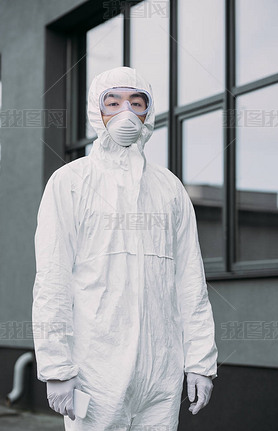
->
<box><xmin>0</xmin><ymin>0</ymin><xmax>277</xmax><ymax>429</ymax></box>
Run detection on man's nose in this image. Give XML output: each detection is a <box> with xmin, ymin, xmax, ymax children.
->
<box><xmin>122</xmin><ymin>100</ymin><xmax>132</xmax><ymax>111</ymax></box>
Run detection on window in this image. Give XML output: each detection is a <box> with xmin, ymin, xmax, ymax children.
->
<box><xmin>86</xmin><ymin>15</ymin><xmax>123</xmax><ymax>139</ymax></box>
<box><xmin>66</xmin><ymin>0</ymin><xmax>278</xmax><ymax>277</ymax></box>
<box><xmin>236</xmin><ymin>0</ymin><xmax>278</xmax><ymax>86</ymax></box>
<box><xmin>235</xmin><ymin>85</ymin><xmax>278</xmax><ymax>265</ymax></box>
<box><xmin>178</xmin><ymin>0</ymin><xmax>225</xmax><ymax>106</ymax></box>
<box><xmin>144</xmin><ymin>126</ymin><xmax>168</xmax><ymax>168</ymax></box>
<box><xmin>130</xmin><ymin>0</ymin><xmax>169</xmax><ymax>115</ymax></box>
<box><xmin>182</xmin><ymin>110</ymin><xmax>224</xmax><ymax>268</ymax></box>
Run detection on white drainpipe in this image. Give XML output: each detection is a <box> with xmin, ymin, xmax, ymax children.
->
<box><xmin>6</xmin><ymin>351</ymin><xmax>34</xmax><ymax>406</ymax></box>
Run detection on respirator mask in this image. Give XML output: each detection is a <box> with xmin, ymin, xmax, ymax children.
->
<box><xmin>99</xmin><ymin>87</ymin><xmax>152</xmax><ymax>147</ymax></box>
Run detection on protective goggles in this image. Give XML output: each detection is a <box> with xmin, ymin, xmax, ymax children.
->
<box><xmin>99</xmin><ymin>87</ymin><xmax>152</xmax><ymax>116</ymax></box>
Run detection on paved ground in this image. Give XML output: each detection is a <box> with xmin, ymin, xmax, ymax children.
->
<box><xmin>0</xmin><ymin>404</ymin><xmax>64</xmax><ymax>431</ymax></box>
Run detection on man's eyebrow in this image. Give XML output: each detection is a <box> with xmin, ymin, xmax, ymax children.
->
<box><xmin>104</xmin><ymin>93</ymin><xmax>122</xmax><ymax>100</ymax></box>
<box><xmin>105</xmin><ymin>93</ymin><xmax>144</xmax><ymax>97</ymax></box>
<box><xmin>129</xmin><ymin>93</ymin><xmax>145</xmax><ymax>98</ymax></box>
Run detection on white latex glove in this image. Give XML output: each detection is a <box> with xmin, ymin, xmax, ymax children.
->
<box><xmin>46</xmin><ymin>376</ymin><xmax>81</xmax><ymax>420</ymax></box>
<box><xmin>186</xmin><ymin>372</ymin><xmax>213</xmax><ymax>415</ymax></box>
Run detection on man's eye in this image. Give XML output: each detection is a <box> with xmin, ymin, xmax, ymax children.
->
<box><xmin>131</xmin><ymin>102</ymin><xmax>142</xmax><ymax>107</ymax></box>
<box><xmin>108</xmin><ymin>102</ymin><xmax>119</xmax><ymax>107</ymax></box>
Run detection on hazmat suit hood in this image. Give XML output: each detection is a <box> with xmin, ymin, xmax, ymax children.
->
<box><xmin>87</xmin><ymin>67</ymin><xmax>155</xmax><ymax>171</ymax></box>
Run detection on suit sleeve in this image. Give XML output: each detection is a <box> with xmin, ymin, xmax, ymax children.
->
<box><xmin>32</xmin><ymin>169</ymin><xmax>79</xmax><ymax>382</ymax></box>
<box><xmin>174</xmin><ymin>179</ymin><xmax>218</xmax><ymax>379</ymax></box>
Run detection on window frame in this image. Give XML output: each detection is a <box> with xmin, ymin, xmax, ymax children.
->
<box><xmin>64</xmin><ymin>0</ymin><xmax>278</xmax><ymax>279</ymax></box>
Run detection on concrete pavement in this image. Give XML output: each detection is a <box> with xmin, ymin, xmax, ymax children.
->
<box><xmin>0</xmin><ymin>404</ymin><xmax>64</xmax><ymax>431</ymax></box>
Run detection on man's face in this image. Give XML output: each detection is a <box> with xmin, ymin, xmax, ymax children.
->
<box><xmin>101</xmin><ymin>90</ymin><xmax>147</xmax><ymax>126</ymax></box>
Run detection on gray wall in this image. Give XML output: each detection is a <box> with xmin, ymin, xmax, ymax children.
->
<box><xmin>0</xmin><ymin>0</ymin><xmax>85</xmax><ymax>349</ymax></box>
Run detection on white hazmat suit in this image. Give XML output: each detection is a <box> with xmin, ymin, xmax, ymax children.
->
<box><xmin>32</xmin><ymin>67</ymin><xmax>218</xmax><ymax>431</ymax></box>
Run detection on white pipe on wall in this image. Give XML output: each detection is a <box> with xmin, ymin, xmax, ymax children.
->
<box><xmin>6</xmin><ymin>351</ymin><xmax>34</xmax><ymax>406</ymax></box>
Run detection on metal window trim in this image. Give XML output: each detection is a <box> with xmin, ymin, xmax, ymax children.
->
<box><xmin>177</xmin><ymin>99</ymin><xmax>224</xmax><ymax>122</ymax></box>
<box><xmin>65</xmin><ymin>37</ymin><xmax>73</xmax><ymax>149</ymax></box>
<box><xmin>232</xmin><ymin>260</ymin><xmax>278</xmax><ymax>272</ymax></box>
<box><xmin>123</xmin><ymin>2</ymin><xmax>130</xmax><ymax>66</ymax></box>
<box><xmin>174</xmin><ymin>93</ymin><xmax>224</xmax><ymax>117</ymax></box>
<box><xmin>207</xmin><ymin>270</ymin><xmax>278</xmax><ymax>282</ymax></box>
<box><xmin>66</xmin><ymin>32</ymin><xmax>82</xmax><ymax>148</ymax></box>
<box><xmin>204</xmin><ymin>258</ymin><xmax>226</xmax><ymax>274</ymax></box>
<box><xmin>78</xmin><ymin>32</ymin><xmax>87</xmax><ymax>141</ymax></box>
<box><xmin>65</xmin><ymin>137</ymin><xmax>96</xmax><ymax>152</ymax></box>
<box><xmin>224</xmin><ymin>0</ymin><xmax>236</xmax><ymax>273</ymax></box>
<box><xmin>168</xmin><ymin>0</ymin><xmax>179</xmax><ymax>176</ymax></box>
<box><xmin>232</xmin><ymin>72</ymin><xmax>278</xmax><ymax>97</ymax></box>
<box><xmin>154</xmin><ymin>112</ymin><xmax>168</xmax><ymax>128</ymax></box>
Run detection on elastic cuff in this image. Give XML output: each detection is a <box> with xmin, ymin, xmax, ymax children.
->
<box><xmin>37</xmin><ymin>364</ymin><xmax>79</xmax><ymax>383</ymax></box>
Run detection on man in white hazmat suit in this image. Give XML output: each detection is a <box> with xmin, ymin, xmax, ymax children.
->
<box><xmin>32</xmin><ymin>66</ymin><xmax>218</xmax><ymax>431</ymax></box>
